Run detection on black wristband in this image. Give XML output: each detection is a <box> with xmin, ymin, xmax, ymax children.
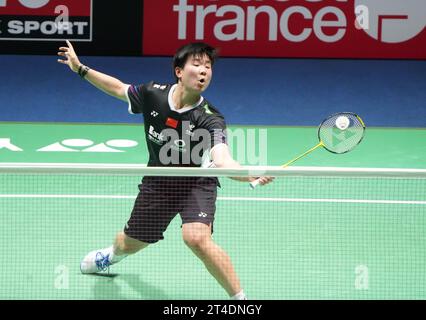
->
<box><xmin>78</xmin><ymin>65</ymin><xmax>90</xmax><ymax>79</ymax></box>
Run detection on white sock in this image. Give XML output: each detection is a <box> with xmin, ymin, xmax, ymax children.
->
<box><xmin>108</xmin><ymin>246</ymin><xmax>127</xmax><ymax>264</ymax></box>
<box><xmin>231</xmin><ymin>290</ymin><xmax>247</xmax><ymax>300</ymax></box>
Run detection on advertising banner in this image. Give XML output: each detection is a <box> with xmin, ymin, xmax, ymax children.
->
<box><xmin>0</xmin><ymin>0</ymin><xmax>92</xmax><ymax>41</ymax></box>
<box><xmin>143</xmin><ymin>0</ymin><xmax>426</xmax><ymax>59</ymax></box>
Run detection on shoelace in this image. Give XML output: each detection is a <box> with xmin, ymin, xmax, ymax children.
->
<box><xmin>95</xmin><ymin>252</ymin><xmax>111</xmax><ymax>272</ymax></box>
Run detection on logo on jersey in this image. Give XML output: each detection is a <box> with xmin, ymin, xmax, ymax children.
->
<box><xmin>148</xmin><ymin>125</ymin><xmax>166</xmax><ymax>145</ymax></box>
<box><xmin>153</xmin><ymin>84</ymin><xmax>167</xmax><ymax>90</ymax></box>
<box><xmin>150</xmin><ymin>111</ymin><xmax>159</xmax><ymax>117</ymax></box>
<box><xmin>173</xmin><ymin>139</ymin><xmax>187</xmax><ymax>152</ymax></box>
<box><xmin>166</xmin><ymin>117</ymin><xmax>179</xmax><ymax>129</ymax></box>
<box><xmin>185</xmin><ymin>123</ymin><xmax>195</xmax><ymax>137</ymax></box>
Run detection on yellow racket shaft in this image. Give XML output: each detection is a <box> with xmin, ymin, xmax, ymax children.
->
<box><xmin>250</xmin><ymin>141</ymin><xmax>324</xmax><ymax>189</ymax></box>
<box><xmin>281</xmin><ymin>141</ymin><xmax>324</xmax><ymax>168</ymax></box>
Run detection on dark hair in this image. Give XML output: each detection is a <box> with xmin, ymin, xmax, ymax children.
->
<box><xmin>173</xmin><ymin>42</ymin><xmax>217</xmax><ymax>82</ymax></box>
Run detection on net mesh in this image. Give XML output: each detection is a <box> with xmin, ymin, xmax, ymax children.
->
<box><xmin>1</xmin><ymin>165</ymin><xmax>425</xmax><ymax>300</ymax></box>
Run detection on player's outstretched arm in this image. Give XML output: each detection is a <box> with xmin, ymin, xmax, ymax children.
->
<box><xmin>211</xmin><ymin>144</ymin><xmax>273</xmax><ymax>185</ymax></box>
<box><xmin>57</xmin><ymin>40</ymin><xmax>128</xmax><ymax>102</ymax></box>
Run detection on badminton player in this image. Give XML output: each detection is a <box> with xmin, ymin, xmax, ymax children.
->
<box><xmin>57</xmin><ymin>41</ymin><xmax>273</xmax><ymax>300</ymax></box>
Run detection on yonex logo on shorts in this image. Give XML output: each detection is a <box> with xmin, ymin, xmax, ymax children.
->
<box><xmin>199</xmin><ymin>212</ymin><xmax>207</xmax><ymax>218</ymax></box>
<box><xmin>151</xmin><ymin>111</ymin><xmax>159</xmax><ymax>117</ymax></box>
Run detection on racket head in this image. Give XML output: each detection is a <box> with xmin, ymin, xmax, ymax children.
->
<box><xmin>318</xmin><ymin>112</ymin><xmax>365</xmax><ymax>154</ymax></box>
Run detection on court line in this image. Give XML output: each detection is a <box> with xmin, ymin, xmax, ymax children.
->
<box><xmin>0</xmin><ymin>194</ymin><xmax>424</xmax><ymax>205</ymax></box>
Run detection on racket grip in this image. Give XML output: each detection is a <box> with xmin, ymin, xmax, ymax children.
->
<box><xmin>249</xmin><ymin>178</ymin><xmax>261</xmax><ymax>189</ymax></box>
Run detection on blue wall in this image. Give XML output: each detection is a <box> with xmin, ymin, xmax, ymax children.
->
<box><xmin>1</xmin><ymin>55</ymin><xmax>425</xmax><ymax>127</ymax></box>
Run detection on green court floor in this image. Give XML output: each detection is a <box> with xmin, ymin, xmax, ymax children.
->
<box><xmin>0</xmin><ymin>123</ymin><xmax>425</xmax><ymax>299</ymax></box>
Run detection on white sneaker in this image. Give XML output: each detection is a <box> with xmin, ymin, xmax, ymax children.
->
<box><xmin>80</xmin><ymin>247</ymin><xmax>113</xmax><ymax>274</ymax></box>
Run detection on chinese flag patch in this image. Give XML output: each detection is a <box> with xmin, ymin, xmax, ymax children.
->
<box><xmin>166</xmin><ymin>117</ymin><xmax>179</xmax><ymax>128</ymax></box>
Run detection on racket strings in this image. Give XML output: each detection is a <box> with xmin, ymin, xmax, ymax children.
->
<box><xmin>319</xmin><ymin>113</ymin><xmax>365</xmax><ymax>154</ymax></box>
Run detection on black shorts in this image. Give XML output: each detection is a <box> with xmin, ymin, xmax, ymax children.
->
<box><xmin>124</xmin><ymin>176</ymin><xmax>218</xmax><ymax>244</ymax></box>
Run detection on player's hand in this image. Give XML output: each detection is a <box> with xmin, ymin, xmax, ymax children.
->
<box><xmin>57</xmin><ymin>40</ymin><xmax>81</xmax><ymax>73</ymax></box>
<box><xmin>251</xmin><ymin>176</ymin><xmax>274</xmax><ymax>186</ymax></box>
